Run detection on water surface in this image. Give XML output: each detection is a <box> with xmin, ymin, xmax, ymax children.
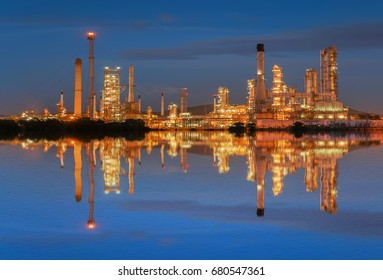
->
<box><xmin>0</xmin><ymin>131</ymin><xmax>382</xmax><ymax>259</ymax></box>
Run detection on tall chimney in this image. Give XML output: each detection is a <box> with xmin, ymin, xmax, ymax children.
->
<box><xmin>60</xmin><ymin>90</ymin><xmax>64</xmax><ymax>105</ymax></box>
<box><xmin>256</xmin><ymin>44</ymin><xmax>267</xmax><ymax>100</ymax></box>
<box><xmin>180</xmin><ymin>88</ymin><xmax>188</xmax><ymax>114</ymax></box>
<box><xmin>161</xmin><ymin>92</ymin><xmax>165</xmax><ymax>116</ymax></box>
<box><xmin>87</xmin><ymin>32</ymin><xmax>95</xmax><ymax>118</ymax></box>
<box><xmin>213</xmin><ymin>94</ymin><xmax>217</xmax><ymax>113</ymax></box>
<box><xmin>128</xmin><ymin>66</ymin><xmax>135</xmax><ymax>103</ymax></box>
<box><xmin>74</xmin><ymin>58</ymin><xmax>82</xmax><ymax>116</ymax></box>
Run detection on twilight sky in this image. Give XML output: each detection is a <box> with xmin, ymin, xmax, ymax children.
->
<box><xmin>1</xmin><ymin>0</ymin><xmax>383</xmax><ymax>115</ymax></box>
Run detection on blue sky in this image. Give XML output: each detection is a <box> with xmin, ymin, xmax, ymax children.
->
<box><xmin>1</xmin><ymin>0</ymin><xmax>383</xmax><ymax>115</ymax></box>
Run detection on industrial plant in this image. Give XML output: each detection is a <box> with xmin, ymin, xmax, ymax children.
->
<box><xmin>15</xmin><ymin>32</ymin><xmax>383</xmax><ymax>129</ymax></box>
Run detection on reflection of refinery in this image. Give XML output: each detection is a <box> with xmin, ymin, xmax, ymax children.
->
<box><xmin>20</xmin><ymin>32</ymin><xmax>383</xmax><ymax>128</ymax></box>
<box><xmin>4</xmin><ymin>131</ymin><xmax>383</xmax><ymax>223</ymax></box>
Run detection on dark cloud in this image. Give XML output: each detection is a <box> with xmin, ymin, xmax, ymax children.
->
<box><xmin>121</xmin><ymin>21</ymin><xmax>383</xmax><ymax>60</ymax></box>
<box><xmin>0</xmin><ymin>15</ymin><xmax>159</xmax><ymax>31</ymax></box>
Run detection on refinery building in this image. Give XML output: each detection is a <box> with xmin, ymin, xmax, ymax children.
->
<box><xmin>43</xmin><ymin>34</ymin><xmax>362</xmax><ymax>129</ymax></box>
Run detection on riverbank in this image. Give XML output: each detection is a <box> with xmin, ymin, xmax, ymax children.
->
<box><xmin>0</xmin><ymin>118</ymin><xmax>148</xmax><ymax>140</ymax></box>
<box><xmin>1</xmin><ymin>118</ymin><xmax>382</xmax><ymax>140</ymax></box>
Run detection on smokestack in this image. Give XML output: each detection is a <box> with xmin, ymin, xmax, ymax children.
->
<box><xmin>138</xmin><ymin>94</ymin><xmax>141</xmax><ymax>113</ymax></box>
<box><xmin>213</xmin><ymin>94</ymin><xmax>217</xmax><ymax>113</ymax></box>
<box><xmin>161</xmin><ymin>92</ymin><xmax>165</xmax><ymax>116</ymax></box>
<box><xmin>256</xmin><ymin>43</ymin><xmax>267</xmax><ymax>100</ymax></box>
<box><xmin>128</xmin><ymin>66</ymin><xmax>135</xmax><ymax>103</ymax></box>
<box><xmin>74</xmin><ymin>58</ymin><xmax>82</xmax><ymax>116</ymax></box>
<box><xmin>87</xmin><ymin>32</ymin><xmax>95</xmax><ymax>118</ymax></box>
<box><xmin>60</xmin><ymin>91</ymin><xmax>64</xmax><ymax>105</ymax></box>
<box><xmin>180</xmin><ymin>88</ymin><xmax>188</xmax><ymax>114</ymax></box>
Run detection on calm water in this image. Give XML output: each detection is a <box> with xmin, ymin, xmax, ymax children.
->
<box><xmin>0</xmin><ymin>131</ymin><xmax>382</xmax><ymax>260</ymax></box>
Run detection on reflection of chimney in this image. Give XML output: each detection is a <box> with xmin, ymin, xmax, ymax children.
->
<box><xmin>74</xmin><ymin>142</ymin><xmax>83</xmax><ymax>202</ymax></box>
<box><xmin>246</xmin><ymin>147</ymin><xmax>255</xmax><ymax>181</ymax></box>
<box><xmin>256</xmin><ymin>44</ymin><xmax>267</xmax><ymax>100</ymax></box>
<box><xmin>57</xmin><ymin>143</ymin><xmax>65</xmax><ymax>168</ymax></box>
<box><xmin>128</xmin><ymin>157</ymin><xmax>135</xmax><ymax>195</ymax></box>
<box><xmin>87</xmin><ymin>141</ymin><xmax>96</xmax><ymax>230</ymax></box>
<box><xmin>256</xmin><ymin>158</ymin><xmax>267</xmax><ymax>217</ymax></box>
<box><xmin>161</xmin><ymin>92</ymin><xmax>165</xmax><ymax>116</ymax></box>
<box><xmin>180</xmin><ymin>147</ymin><xmax>188</xmax><ymax>172</ymax></box>
<box><xmin>257</xmin><ymin>184</ymin><xmax>265</xmax><ymax>217</ymax></box>
<box><xmin>74</xmin><ymin>58</ymin><xmax>82</xmax><ymax>116</ymax></box>
<box><xmin>161</xmin><ymin>144</ymin><xmax>165</xmax><ymax>168</ymax></box>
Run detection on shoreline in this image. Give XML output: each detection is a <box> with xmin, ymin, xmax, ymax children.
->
<box><xmin>1</xmin><ymin>118</ymin><xmax>382</xmax><ymax>140</ymax></box>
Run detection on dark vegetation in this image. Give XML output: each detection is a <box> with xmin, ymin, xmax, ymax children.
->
<box><xmin>0</xmin><ymin>118</ymin><xmax>148</xmax><ymax>141</ymax></box>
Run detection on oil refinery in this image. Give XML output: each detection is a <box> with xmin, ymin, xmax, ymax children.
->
<box><xmin>16</xmin><ymin>32</ymin><xmax>383</xmax><ymax>129</ymax></box>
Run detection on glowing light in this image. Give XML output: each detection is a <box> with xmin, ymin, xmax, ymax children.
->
<box><xmin>87</xmin><ymin>222</ymin><xmax>96</xmax><ymax>229</ymax></box>
<box><xmin>87</xmin><ymin>32</ymin><xmax>96</xmax><ymax>39</ymax></box>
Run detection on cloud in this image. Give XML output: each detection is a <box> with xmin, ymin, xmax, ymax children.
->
<box><xmin>121</xmin><ymin>21</ymin><xmax>383</xmax><ymax>60</ymax></box>
<box><xmin>0</xmin><ymin>15</ymin><xmax>155</xmax><ymax>32</ymax></box>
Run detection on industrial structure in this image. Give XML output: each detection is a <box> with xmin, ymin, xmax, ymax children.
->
<box><xmin>126</xmin><ymin>66</ymin><xmax>140</xmax><ymax>116</ymax></box>
<box><xmin>142</xmin><ymin>44</ymin><xmax>349</xmax><ymax>129</ymax></box>
<box><xmin>87</xmin><ymin>32</ymin><xmax>96</xmax><ymax>119</ymax></box>
<box><xmin>161</xmin><ymin>92</ymin><xmax>165</xmax><ymax>116</ymax></box>
<box><xmin>256</xmin><ymin>43</ymin><xmax>267</xmax><ymax>100</ymax></box>
<box><xmin>180</xmin><ymin>88</ymin><xmax>188</xmax><ymax>114</ymax></box>
<box><xmin>74</xmin><ymin>58</ymin><xmax>82</xmax><ymax>117</ymax></box>
<box><xmin>100</xmin><ymin>67</ymin><xmax>123</xmax><ymax>121</ymax></box>
<box><xmin>57</xmin><ymin>91</ymin><xmax>67</xmax><ymax>118</ymax></box>
<box><xmin>19</xmin><ymin>32</ymin><xmax>382</xmax><ymax>128</ymax></box>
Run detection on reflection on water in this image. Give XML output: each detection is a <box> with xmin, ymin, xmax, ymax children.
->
<box><xmin>3</xmin><ymin>131</ymin><xmax>382</xmax><ymax>231</ymax></box>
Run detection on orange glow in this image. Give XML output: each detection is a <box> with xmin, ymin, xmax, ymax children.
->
<box><xmin>87</xmin><ymin>32</ymin><xmax>95</xmax><ymax>39</ymax></box>
<box><xmin>87</xmin><ymin>222</ymin><xmax>96</xmax><ymax>229</ymax></box>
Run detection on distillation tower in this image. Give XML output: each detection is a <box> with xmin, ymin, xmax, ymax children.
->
<box><xmin>304</xmin><ymin>68</ymin><xmax>318</xmax><ymax>107</ymax></box>
<box><xmin>217</xmin><ymin>86</ymin><xmax>229</xmax><ymax>112</ymax></box>
<box><xmin>320</xmin><ymin>46</ymin><xmax>338</xmax><ymax>100</ymax></box>
<box><xmin>101</xmin><ymin>67</ymin><xmax>122</xmax><ymax>121</ymax></box>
